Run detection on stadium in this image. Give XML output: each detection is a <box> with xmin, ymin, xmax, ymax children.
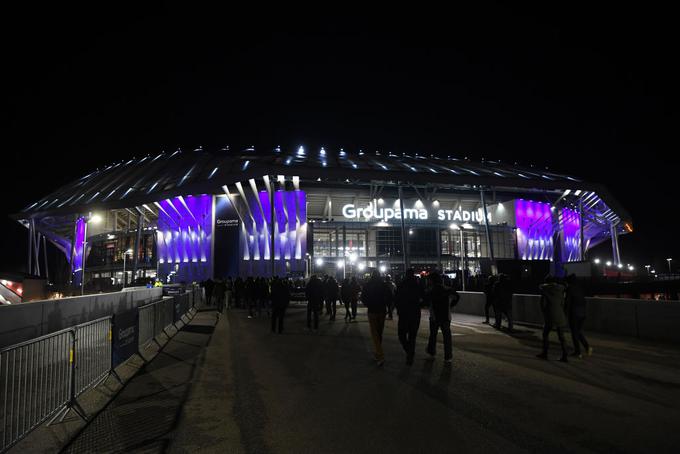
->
<box><xmin>11</xmin><ymin>146</ymin><xmax>632</xmax><ymax>291</ymax></box>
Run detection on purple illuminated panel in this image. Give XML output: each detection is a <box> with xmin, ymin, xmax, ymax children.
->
<box><xmin>157</xmin><ymin>195</ymin><xmax>212</xmax><ymax>283</ymax></box>
<box><xmin>561</xmin><ymin>208</ymin><xmax>581</xmax><ymax>262</ymax></box>
<box><xmin>240</xmin><ymin>189</ymin><xmax>307</xmax><ymax>276</ymax></box>
<box><xmin>515</xmin><ymin>200</ymin><xmax>554</xmax><ymax>261</ymax></box>
<box><xmin>71</xmin><ymin>217</ymin><xmax>86</xmax><ymax>286</ymax></box>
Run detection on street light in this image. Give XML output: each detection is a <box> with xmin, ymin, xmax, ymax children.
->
<box><xmin>645</xmin><ymin>264</ymin><xmax>651</xmax><ymax>275</ymax></box>
<box><xmin>81</xmin><ymin>213</ymin><xmax>102</xmax><ymax>295</ymax></box>
<box><xmin>593</xmin><ymin>258</ymin><xmax>601</xmax><ymax>264</ymax></box>
<box><xmin>667</xmin><ymin>258</ymin><xmax>673</xmax><ymax>274</ymax></box>
<box><xmin>122</xmin><ymin>248</ymin><xmax>133</xmax><ymax>288</ymax></box>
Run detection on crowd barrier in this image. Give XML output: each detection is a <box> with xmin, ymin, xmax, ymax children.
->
<box><xmin>455</xmin><ymin>291</ymin><xmax>680</xmax><ymax>343</ymax></box>
<box><xmin>0</xmin><ymin>286</ymin><xmax>203</xmax><ymax>453</ymax></box>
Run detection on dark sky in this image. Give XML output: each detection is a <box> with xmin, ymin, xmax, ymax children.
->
<box><xmin>3</xmin><ymin>4</ymin><xmax>678</xmax><ymax>273</ymax></box>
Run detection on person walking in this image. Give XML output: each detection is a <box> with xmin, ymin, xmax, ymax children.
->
<box><xmin>537</xmin><ymin>276</ymin><xmax>570</xmax><ymax>362</ymax></box>
<box><xmin>341</xmin><ymin>277</ymin><xmax>352</xmax><ymax>322</ymax></box>
<box><xmin>362</xmin><ymin>270</ymin><xmax>392</xmax><ymax>366</ymax></box>
<box><xmin>385</xmin><ymin>275</ymin><xmax>397</xmax><ymax>320</ymax></box>
<box><xmin>204</xmin><ymin>278</ymin><xmax>215</xmax><ymax>306</ymax></box>
<box><xmin>214</xmin><ymin>278</ymin><xmax>226</xmax><ymax>313</ymax></box>
<box><xmin>395</xmin><ymin>269</ymin><xmax>423</xmax><ymax>365</ymax></box>
<box><xmin>234</xmin><ymin>277</ymin><xmax>244</xmax><ymax>308</ymax></box>
<box><xmin>325</xmin><ymin>276</ymin><xmax>340</xmax><ymax>321</ymax></box>
<box><xmin>245</xmin><ymin>277</ymin><xmax>256</xmax><ymax>318</ymax></box>
<box><xmin>305</xmin><ymin>275</ymin><xmax>324</xmax><ymax>332</ymax></box>
<box><xmin>425</xmin><ymin>272</ymin><xmax>459</xmax><ymax>364</ymax></box>
<box><xmin>225</xmin><ymin>276</ymin><xmax>233</xmax><ymax>309</ymax></box>
<box><xmin>493</xmin><ymin>274</ymin><xmax>514</xmax><ymax>332</ymax></box>
<box><xmin>270</xmin><ymin>277</ymin><xmax>290</xmax><ymax>334</ymax></box>
<box><xmin>483</xmin><ymin>275</ymin><xmax>497</xmax><ymax>324</ymax></box>
<box><xmin>565</xmin><ymin>274</ymin><xmax>592</xmax><ymax>358</ymax></box>
<box><xmin>349</xmin><ymin>276</ymin><xmax>360</xmax><ymax>321</ymax></box>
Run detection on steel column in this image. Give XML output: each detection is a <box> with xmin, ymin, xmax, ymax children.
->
<box><xmin>610</xmin><ymin>222</ymin><xmax>621</xmax><ymax>265</ymax></box>
<box><xmin>480</xmin><ymin>188</ymin><xmax>495</xmax><ymax>267</ymax></box>
<box><xmin>579</xmin><ymin>197</ymin><xmax>585</xmax><ymax>260</ymax></box>
<box><xmin>398</xmin><ymin>185</ymin><xmax>409</xmax><ymax>271</ymax></box>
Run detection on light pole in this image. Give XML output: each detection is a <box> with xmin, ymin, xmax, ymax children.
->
<box><xmin>667</xmin><ymin>258</ymin><xmax>673</xmax><ymax>274</ymax></box>
<box><xmin>122</xmin><ymin>248</ymin><xmax>133</xmax><ymax>289</ymax></box>
<box><xmin>645</xmin><ymin>264</ymin><xmax>651</xmax><ymax>276</ymax></box>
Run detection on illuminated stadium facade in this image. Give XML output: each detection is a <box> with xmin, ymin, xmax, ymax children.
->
<box><xmin>12</xmin><ymin>147</ymin><xmax>632</xmax><ymax>287</ymax></box>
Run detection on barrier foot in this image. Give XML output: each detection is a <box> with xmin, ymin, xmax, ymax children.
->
<box><xmin>47</xmin><ymin>400</ymin><xmax>87</xmax><ymax>426</ymax></box>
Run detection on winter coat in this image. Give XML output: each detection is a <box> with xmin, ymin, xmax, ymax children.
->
<box><xmin>361</xmin><ymin>278</ymin><xmax>392</xmax><ymax>314</ymax></box>
<box><xmin>425</xmin><ymin>284</ymin><xmax>459</xmax><ymax>322</ymax></box>
<box><xmin>395</xmin><ymin>277</ymin><xmax>423</xmax><ymax>319</ymax></box>
<box><xmin>539</xmin><ymin>283</ymin><xmax>568</xmax><ymax>328</ymax></box>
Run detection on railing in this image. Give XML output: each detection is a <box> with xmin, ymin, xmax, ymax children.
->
<box><xmin>0</xmin><ymin>287</ymin><xmax>201</xmax><ymax>453</ymax></box>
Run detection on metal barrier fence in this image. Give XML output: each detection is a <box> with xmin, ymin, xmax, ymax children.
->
<box><xmin>0</xmin><ymin>288</ymin><xmax>199</xmax><ymax>453</ymax></box>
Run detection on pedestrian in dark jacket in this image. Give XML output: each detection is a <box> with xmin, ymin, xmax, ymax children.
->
<box><xmin>493</xmin><ymin>274</ymin><xmax>514</xmax><ymax>331</ymax></box>
<box><xmin>270</xmin><ymin>277</ymin><xmax>290</xmax><ymax>334</ymax></box>
<box><xmin>347</xmin><ymin>277</ymin><xmax>360</xmax><ymax>321</ymax></box>
<box><xmin>537</xmin><ymin>276</ymin><xmax>569</xmax><ymax>362</ymax></box>
<box><xmin>204</xmin><ymin>278</ymin><xmax>215</xmax><ymax>306</ymax></box>
<box><xmin>362</xmin><ymin>271</ymin><xmax>392</xmax><ymax>366</ymax></box>
<box><xmin>483</xmin><ymin>275</ymin><xmax>497</xmax><ymax>324</ymax></box>
<box><xmin>305</xmin><ymin>275</ymin><xmax>325</xmax><ymax>331</ymax></box>
<box><xmin>395</xmin><ymin>269</ymin><xmax>423</xmax><ymax>365</ymax></box>
<box><xmin>385</xmin><ymin>275</ymin><xmax>397</xmax><ymax>320</ymax></box>
<box><xmin>425</xmin><ymin>272</ymin><xmax>459</xmax><ymax>363</ymax></box>
<box><xmin>214</xmin><ymin>278</ymin><xmax>226</xmax><ymax>313</ymax></box>
<box><xmin>565</xmin><ymin>274</ymin><xmax>592</xmax><ymax>358</ymax></box>
<box><xmin>341</xmin><ymin>277</ymin><xmax>352</xmax><ymax>322</ymax></box>
<box><xmin>325</xmin><ymin>276</ymin><xmax>340</xmax><ymax>321</ymax></box>
<box><xmin>245</xmin><ymin>277</ymin><xmax>256</xmax><ymax>318</ymax></box>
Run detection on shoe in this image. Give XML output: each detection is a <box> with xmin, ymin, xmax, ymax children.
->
<box><xmin>536</xmin><ymin>353</ymin><xmax>548</xmax><ymax>360</ymax></box>
<box><xmin>559</xmin><ymin>354</ymin><xmax>569</xmax><ymax>363</ymax></box>
<box><xmin>377</xmin><ymin>359</ymin><xmax>385</xmax><ymax>367</ymax></box>
<box><xmin>247</xmin><ymin>315</ymin><xmax>253</xmax><ymax>319</ymax></box>
<box><xmin>482</xmin><ymin>320</ymin><xmax>490</xmax><ymax>324</ymax></box>
<box><xmin>586</xmin><ymin>347</ymin><xmax>593</xmax><ymax>356</ymax></box>
<box><xmin>425</xmin><ymin>353</ymin><xmax>435</xmax><ymax>361</ymax></box>
<box><xmin>570</xmin><ymin>352</ymin><xmax>583</xmax><ymax>359</ymax></box>
<box><xmin>444</xmin><ymin>358</ymin><xmax>452</xmax><ymax>364</ymax></box>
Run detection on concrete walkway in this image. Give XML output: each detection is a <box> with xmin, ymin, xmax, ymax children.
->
<box><xmin>62</xmin><ymin>305</ymin><xmax>680</xmax><ymax>453</ymax></box>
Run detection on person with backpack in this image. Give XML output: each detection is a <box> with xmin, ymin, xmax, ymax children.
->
<box><xmin>362</xmin><ymin>270</ymin><xmax>392</xmax><ymax>366</ymax></box>
<box><xmin>395</xmin><ymin>269</ymin><xmax>423</xmax><ymax>365</ymax></box>
<box><xmin>537</xmin><ymin>276</ymin><xmax>569</xmax><ymax>362</ymax></box>
<box><xmin>425</xmin><ymin>272</ymin><xmax>459</xmax><ymax>364</ymax></box>
<box><xmin>270</xmin><ymin>277</ymin><xmax>290</xmax><ymax>334</ymax></box>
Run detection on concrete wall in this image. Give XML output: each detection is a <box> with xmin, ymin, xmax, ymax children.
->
<box><xmin>455</xmin><ymin>291</ymin><xmax>680</xmax><ymax>344</ymax></box>
<box><xmin>0</xmin><ymin>287</ymin><xmax>163</xmax><ymax>348</ymax></box>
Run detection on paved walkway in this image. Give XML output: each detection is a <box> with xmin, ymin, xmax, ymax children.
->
<box><xmin>62</xmin><ymin>305</ymin><xmax>680</xmax><ymax>453</ymax></box>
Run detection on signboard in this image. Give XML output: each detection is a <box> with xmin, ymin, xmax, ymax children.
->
<box><xmin>112</xmin><ymin>308</ymin><xmax>139</xmax><ymax>368</ymax></box>
<box><xmin>341</xmin><ymin>199</ymin><xmax>490</xmax><ymax>224</ymax></box>
<box><xmin>213</xmin><ymin>196</ymin><xmax>240</xmax><ymax>278</ymax></box>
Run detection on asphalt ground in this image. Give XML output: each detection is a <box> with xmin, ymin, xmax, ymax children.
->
<box><xmin>61</xmin><ymin>304</ymin><xmax>680</xmax><ymax>453</ymax></box>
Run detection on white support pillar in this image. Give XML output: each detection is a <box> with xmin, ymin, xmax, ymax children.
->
<box><xmin>611</xmin><ymin>222</ymin><xmax>621</xmax><ymax>265</ymax></box>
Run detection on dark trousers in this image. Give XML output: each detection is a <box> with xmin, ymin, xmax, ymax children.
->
<box><xmin>398</xmin><ymin>314</ymin><xmax>421</xmax><ymax>358</ymax></box>
<box><xmin>484</xmin><ymin>297</ymin><xmax>494</xmax><ymax>322</ymax></box>
<box><xmin>248</xmin><ymin>298</ymin><xmax>255</xmax><ymax>317</ymax></box>
<box><xmin>427</xmin><ymin>319</ymin><xmax>452</xmax><ymax>360</ymax></box>
<box><xmin>569</xmin><ymin>316</ymin><xmax>590</xmax><ymax>354</ymax></box>
<box><xmin>343</xmin><ymin>299</ymin><xmax>352</xmax><ymax>319</ymax></box>
<box><xmin>307</xmin><ymin>302</ymin><xmax>320</xmax><ymax>329</ymax></box>
<box><xmin>351</xmin><ymin>298</ymin><xmax>358</xmax><ymax>319</ymax></box>
<box><xmin>329</xmin><ymin>299</ymin><xmax>337</xmax><ymax>320</ymax></box>
<box><xmin>216</xmin><ymin>295</ymin><xmax>225</xmax><ymax>313</ymax></box>
<box><xmin>542</xmin><ymin>323</ymin><xmax>568</xmax><ymax>355</ymax></box>
<box><xmin>206</xmin><ymin>291</ymin><xmax>213</xmax><ymax>306</ymax></box>
<box><xmin>271</xmin><ymin>307</ymin><xmax>286</xmax><ymax>333</ymax></box>
<box><xmin>494</xmin><ymin>305</ymin><xmax>513</xmax><ymax>330</ymax></box>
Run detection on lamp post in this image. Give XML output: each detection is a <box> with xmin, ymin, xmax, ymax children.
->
<box><xmin>645</xmin><ymin>264</ymin><xmax>651</xmax><ymax>276</ymax></box>
<box><xmin>122</xmin><ymin>248</ymin><xmax>133</xmax><ymax>289</ymax></box>
<box><xmin>667</xmin><ymin>258</ymin><xmax>673</xmax><ymax>274</ymax></box>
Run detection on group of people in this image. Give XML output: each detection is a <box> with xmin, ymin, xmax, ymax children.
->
<box><xmin>483</xmin><ymin>273</ymin><xmax>592</xmax><ymax>362</ymax></box>
<box><xmin>203</xmin><ymin>269</ymin><xmax>594</xmax><ymax>367</ymax></box>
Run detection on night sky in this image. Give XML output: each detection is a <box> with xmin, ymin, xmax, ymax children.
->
<box><xmin>3</xmin><ymin>4</ymin><xmax>678</xmax><ymax>274</ymax></box>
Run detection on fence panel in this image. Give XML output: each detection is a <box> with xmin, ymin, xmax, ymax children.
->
<box><xmin>74</xmin><ymin>317</ymin><xmax>111</xmax><ymax>397</ymax></box>
<box><xmin>138</xmin><ymin>303</ymin><xmax>157</xmax><ymax>347</ymax></box>
<box><xmin>0</xmin><ymin>329</ymin><xmax>72</xmax><ymax>453</ymax></box>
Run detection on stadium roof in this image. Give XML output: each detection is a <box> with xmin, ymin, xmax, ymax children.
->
<box><xmin>13</xmin><ymin>146</ymin><xmax>632</xmax><ymax>229</ymax></box>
